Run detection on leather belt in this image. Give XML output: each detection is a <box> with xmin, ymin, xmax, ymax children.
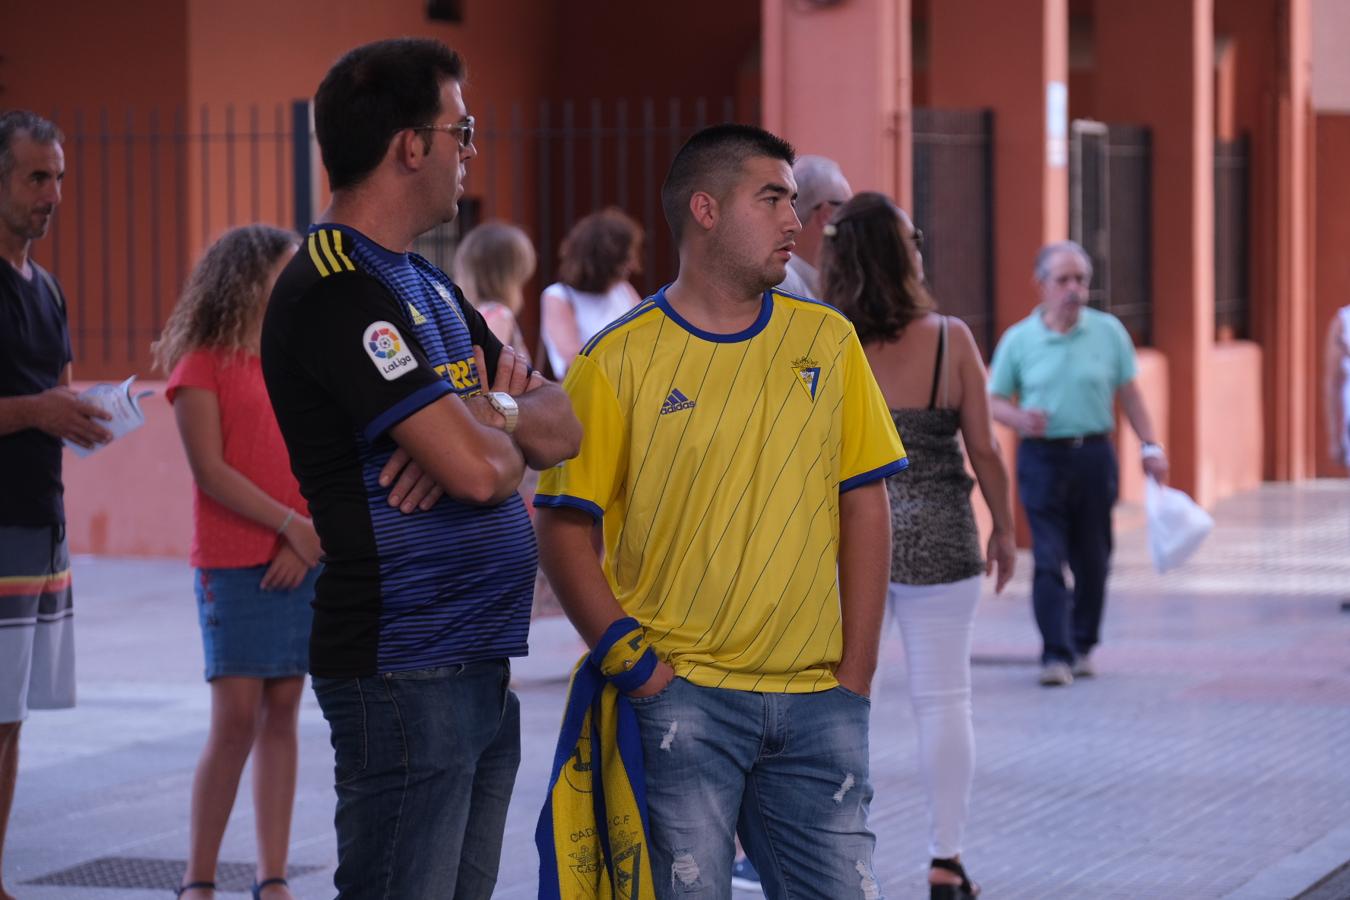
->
<box><xmin>1024</xmin><ymin>433</ymin><xmax>1110</xmax><ymax>448</ymax></box>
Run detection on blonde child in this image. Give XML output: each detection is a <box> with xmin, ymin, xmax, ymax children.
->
<box><xmin>454</xmin><ymin>220</ymin><xmax>537</xmax><ymax>358</ymax></box>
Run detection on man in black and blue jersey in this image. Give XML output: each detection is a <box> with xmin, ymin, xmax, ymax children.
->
<box><xmin>261</xmin><ymin>38</ymin><xmax>580</xmax><ymax>900</ymax></box>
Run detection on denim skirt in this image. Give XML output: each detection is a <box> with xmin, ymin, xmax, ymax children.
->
<box><xmin>194</xmin><ymin>564</ymin><xmax>317</xmax><ymax>681</ymax></box>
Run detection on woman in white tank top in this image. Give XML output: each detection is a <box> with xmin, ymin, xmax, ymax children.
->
<box><xmin>540</xmin><ymin>208</ymin><xmax>643</xmax><ymax>378</ymax></box>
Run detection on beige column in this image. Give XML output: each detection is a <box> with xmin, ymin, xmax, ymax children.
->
<box><xmin>761</xmin><ymin>0</ymin><xmax>913</xmax><ymax>209</ymax></box>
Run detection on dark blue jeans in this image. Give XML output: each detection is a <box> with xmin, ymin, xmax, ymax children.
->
<box><xmin>1017</xmin><ymin>439</ymin><xmax>1119</xmax><ymax>666</ymax></box>
<box><xmin>312</xmin><ymin>660</ymin><xmax>521</xmax><ymax>899</ymax></box>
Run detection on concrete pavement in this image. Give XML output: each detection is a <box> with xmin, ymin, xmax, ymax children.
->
<box><xmin>6</xmin><ymin>481</ymin><xmax>1350</xmax><ymax>898</ymax></box>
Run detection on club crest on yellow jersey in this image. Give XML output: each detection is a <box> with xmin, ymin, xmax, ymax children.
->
<box><xmin>791</xmin><ymin>355</ymin><xmax>821</xmax><ymax>401</ymax></box>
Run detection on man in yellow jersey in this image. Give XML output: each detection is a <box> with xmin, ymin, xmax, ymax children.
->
<box><xmin>535</xmin><ymin>124</ymin><xmax>907</xmax><ymax>900</ymax></box>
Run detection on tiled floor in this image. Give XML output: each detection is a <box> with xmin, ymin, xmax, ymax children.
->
<box><xmin>7</xmin><ymin>481</ymin><xmax>1350</xmax><ymax>898</ymax></box>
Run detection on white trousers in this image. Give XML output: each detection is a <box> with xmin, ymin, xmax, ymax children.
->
<box><xmin>884</xmin><ymin>575</ymin><xmax>982</xmax><ymax>860</ymax></box>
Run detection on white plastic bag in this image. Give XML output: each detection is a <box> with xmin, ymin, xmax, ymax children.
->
<box><xmin>1145</xmin><ymin>477</ymin><xmax>1214</xmax><ymax>572</ymax></box>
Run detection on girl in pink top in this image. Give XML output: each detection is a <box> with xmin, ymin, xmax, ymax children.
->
<box><xmin>155</xmin><ymin>225</ymin><xmax>315</xmax><ymax>900</ymax></box>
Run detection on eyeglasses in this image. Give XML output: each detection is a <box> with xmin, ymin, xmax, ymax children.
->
<box><xmin>408</xmin><ymin>115</ymin><xmax>476</xmax><ymax>150</ymax></box>
<box><xmin>811</xmin><ymin>199</ymin><xmax>847</xmax><ymax>215</ymax></box>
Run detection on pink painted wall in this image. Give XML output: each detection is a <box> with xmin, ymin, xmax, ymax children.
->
<box><xmin>62</xmin><ymin>382</ymin><xmax>193</xmax><ymax>558</ymax></box>
<box><xmin>1201</xmin><ymin>342</ymin><xmax>1266</xmax><ymax>499</ymax></box>
<box><xmin>762</xmin><ymin>0</ymin><xmax>912</xmax><ymax>206</ymax></box>
<box><xmin>1115</xmin><ymin>349</ymin><xmax>1169</xmax><ymax>510</ymax></box>
<box><xmin>1114</xmin><ymin>346</ymin><xmax>1261</xmax><ymax>515</ymax></box>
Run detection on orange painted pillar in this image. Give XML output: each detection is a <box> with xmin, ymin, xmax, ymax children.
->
<box><xmin>1215</xmin><ymin>36</ymin><xmax>1239</xmax><ymax>141</ymax></box>
<box><xmin>761</xmin><ymin>0</ymin><xmax>913</xmax><ymax>209</ymax></box>
<box><xmin>926</xmin><ymin>0</ymin><xmax>1069</xmax><ymax>335</ymax></box>
<box><xmin>924</xmin><ymin>0</ymin><xmax>1067</xmax><ymax>546</ymax></box>
<box><xmin>1315</xmin><ymin>111</ymin><xmax>1350</xmax><ymax>475</ymax></box>
<box><xmin>1094</xmin><ymin>0</ymin><xmax>1216</xmax><ymax>503</ymax></box>
<box><xmin>1276</xmin><ymin>0</ymin><xmax>1315</xmax><ymax>481</ymax></box>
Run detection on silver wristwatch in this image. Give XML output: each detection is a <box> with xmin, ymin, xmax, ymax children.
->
<box><xmin>486</xmin><ymin>391</ymin><xmax>519</xmax><ymax>434</ymax></box>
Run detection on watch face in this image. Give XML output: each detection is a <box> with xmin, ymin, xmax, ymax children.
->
<box><xmin>490</xmin><ymin>391</ymin><xmax>518</xmax><ymax>432</ymax></box>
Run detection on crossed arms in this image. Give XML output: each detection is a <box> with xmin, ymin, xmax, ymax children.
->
<box><xmin>383</xmin><ymin>344</ymin><xmax>581</xmax><ymax>509</ymax></box>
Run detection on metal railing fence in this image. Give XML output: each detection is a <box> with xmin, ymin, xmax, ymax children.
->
<box><xmin>913</xmin><ymin>107</ymin><xmax>996</xmax><ymax>358</ymax></box>
<box><xmin>35</xmin><ymin>97</ymin><xmax>743</xmax><ymax>379</ymax></box>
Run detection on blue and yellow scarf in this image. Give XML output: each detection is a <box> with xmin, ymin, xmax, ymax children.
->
<box><xmin>536</xmin><ymin>617</ymin><xmax>658</xmax><ymax>900</ymax></box>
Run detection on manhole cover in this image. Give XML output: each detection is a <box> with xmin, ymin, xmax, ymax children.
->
<box><xmin>25</xmin><ymin>857</ymin><xmax>325</xmax><ymax>892</ymax></box>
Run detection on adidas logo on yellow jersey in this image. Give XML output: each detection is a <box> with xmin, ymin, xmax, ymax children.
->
<box><xmin>659</xmin><ymin>388</ymin><xmax>696</xmax><ymax>415</ymax></box>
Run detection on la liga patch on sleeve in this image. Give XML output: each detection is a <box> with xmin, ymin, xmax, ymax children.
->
<box><xmin>363</xmin><ymin>320</ymin><xmax>419</xmax><ymax>380</ymax></box>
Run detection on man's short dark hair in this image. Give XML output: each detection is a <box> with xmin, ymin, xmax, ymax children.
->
<box><xmin>661</xmin><ymin>124</ymin><xmax>795</xmax><ymax>242</ymax></box>
<box><xmin>315</xmin><ymin>38</ymin><xmax>466</xmax><ymax>191</ymax></box>
<box><xmin>0</xmin><ymin>110</ymin><xmax>64</xmax><ymax>181</ymax></box>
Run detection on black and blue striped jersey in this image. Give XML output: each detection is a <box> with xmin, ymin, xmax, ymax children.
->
<box><xmin>261</xmin><ymin>223</ymin><xmax>535</xmax><ymax>678</ymax></box>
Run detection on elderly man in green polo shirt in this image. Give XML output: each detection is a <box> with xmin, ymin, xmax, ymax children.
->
<box><xmin>989</xmin><ymin>240</ymin><xmax>1168</xmax><ymax>687</ymax></box>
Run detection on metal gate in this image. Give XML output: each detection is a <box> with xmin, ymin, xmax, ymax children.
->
<box><xmin>913</xmin><ymin>108</ymin><xmax>995</xmax><ymax>357</ymax></box>
<box><xmin>1069</xmin><ymin>120</ymin><xmax>1153</xmax><ymax>345</ymax></box>
<box><xmin>1214</xmin><ymin>135</ymin><xmax>1250</xmax><ymax>340</ymax></box>
<box><xmin>33</xmin><ymin>97</ymin><xmax>740</xmax><ymax>380</ymax></box>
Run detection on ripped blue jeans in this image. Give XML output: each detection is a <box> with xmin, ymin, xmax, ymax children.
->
<box><xmin>629</xmin><ymin>678</ymin><xmax>883</xmax><ymax>900</ymax></box>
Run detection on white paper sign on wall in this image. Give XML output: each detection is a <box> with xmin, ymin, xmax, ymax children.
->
<box><xmin>1047</xmin><ymin>81</ymin><xmax>1068</xmax><ymax>168</ymax></box>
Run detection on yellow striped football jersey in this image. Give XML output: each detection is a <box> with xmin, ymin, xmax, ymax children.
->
<box><xmin>535</xmin><ymin>287</ymin><xmax>907</xmax><ymax>693</ymax></box>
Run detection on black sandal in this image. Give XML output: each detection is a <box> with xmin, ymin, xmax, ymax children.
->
<box><xmin>176</xmin><ymin>883</ymin><xmax>215</xmax><ymax>898</ymax></box>
<box><xmin>930</xmin><ymin>857</ymin><xmax>979</xmax><ymax>899</ymax></box>
<box><xmin>252</xmin><ymin>877</ymin><xmax>288</xmax><ymax>899</ymax></box>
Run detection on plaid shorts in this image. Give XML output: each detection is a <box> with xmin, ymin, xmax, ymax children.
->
<box><xmin>0</xmin><ymin>524</ymin><xmax>76</xmax><ymax>723</ymax></box>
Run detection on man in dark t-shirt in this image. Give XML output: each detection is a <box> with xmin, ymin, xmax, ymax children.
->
<box><xmin>261</xmin><ymin>39</ymin><xmax>579</xmax><ymax>899</ymax></box>
<box><xmin>0</xmin><ymin>110</ymin><xmax>110</xmax><ymax>900</ymax></box>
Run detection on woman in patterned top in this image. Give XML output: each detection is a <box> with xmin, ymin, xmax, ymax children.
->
<box><xmin>821</xmin><ymin>192</ymin><xmax>1016</xmax><ymax>900</ymax></box>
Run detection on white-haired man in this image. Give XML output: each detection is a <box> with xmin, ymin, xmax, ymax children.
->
<box><xmin>778</xmin><ymin>154</ymin><xmax>852</xmax><ymax>298</ymax></box>
<box><xmin>989</xmin><ymin>240</ymin><xmax>1168</xmax><ymax>687</ymax></box>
